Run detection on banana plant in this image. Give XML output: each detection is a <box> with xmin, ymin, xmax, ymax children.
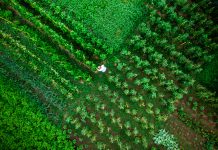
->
<box><xmin>124</xmin><ymin>89</ymin><xmax>130</xmax><ymax>95</ymax></box>
<box><xmin>143</xmin><ymin>83</ymin><xmax>150</xmax><ymax>90</ymax></box>
<box><xmin>134</xmin><ymin>79</ymin><xmax>142</xmax><ymax>86</ymax></box>
<box><xmin>124</xmin><ymin>121</ymin><xmax>131</xmax><ymax>129</ymax></box>
<box><xmin>130</xmin><ymin>89</ymin><xmax>137</xmax><ymax>96</ymax></box>
<box><xmin>141</xmin><ymin>77</ymin><xmax>150</xmax><ymax>84</ymax></box>
<box><xmin>122</xmin><ymin>81</ymin><xmax>128</xmax><ymax>89</ymax></box>
<box><xmin>117</xmin><ymin>63</ymin><xmax>125</xmax><ymax>71</ymax></box>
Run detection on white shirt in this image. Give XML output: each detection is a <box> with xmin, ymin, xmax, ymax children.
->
<box><xmin>98</xmin><ymin>65</ymin><xmax>107</xmax><ymax>72</ymax></box>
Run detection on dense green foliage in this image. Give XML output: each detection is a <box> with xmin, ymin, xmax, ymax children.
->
<box><xmin>53</xmin><ymin>0</ymin><xmax>144</xmax><ymax>49</ymax></box>
<box><xmin>153</xmin><ymin>129</ymin><xmax>179</xmax><ymax>150</ymax></box>
<box><xmin>197</xmin><ymin>53</ymin><xmax>218</xmax><ymax>94</ymax></box>
<box><xmin>0</xmin><ymin>0</ymin><xmax>217</xmax><ymax>149</ymax></box>
<box><xmin>0</xmin><ymin>75</ymin><xmax>76</xmax><ymax>149</ymax></box>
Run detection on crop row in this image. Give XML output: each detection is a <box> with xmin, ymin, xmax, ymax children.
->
<box><xmin>39</xmin><ymin>0</ymin><xmax>114</xmax><ymax>55</ymax></box>
<box><xmin>8</xmin><ymin>0</ymin><xmax>97</xmax><ymax>71</ymax></box>
<box><xmin>0</xmin><ymin>31</ymin><xmax>83</xmax><ymax>118</ymax></box>
<box><xmin>22</xmin><ymin>0</ymin><xmax>108</xmax><ymax>61</ymax></box>
<box><xmin>142</xmin><ymin>2</ymin><xmax>214</xmax><ymax>67</ymax></box>
<box><xmin>0</xmin><ymin>19</ymin><xmax>92</xmax><ymax>82</ymax></box>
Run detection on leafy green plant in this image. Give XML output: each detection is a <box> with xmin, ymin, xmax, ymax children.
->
<box><xmin>153</xmin><ymin>129</ymin><xmax>179</xmax><ymax>150</ymax></box>
<box><xmin>0</xmin><ymin>75</ymin><xmax>76</xmax><ymax>149</ymax></box>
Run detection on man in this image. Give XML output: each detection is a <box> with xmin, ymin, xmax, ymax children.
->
<box><xmin>97</xmin><ymin>64</ymin><xmax>107</xmax><ymax>73</ymax></box>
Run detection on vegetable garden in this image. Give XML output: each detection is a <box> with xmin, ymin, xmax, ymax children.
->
<box><xmin>0</xmin><ymin>0</ymin><xmax>217</xmax><ymax>149</ymax></box>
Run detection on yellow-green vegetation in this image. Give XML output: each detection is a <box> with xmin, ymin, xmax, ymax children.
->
<box><xmin>0</xmin><ymin>75</ymin><xmax>77</xmax><ymax>149</ymax></box>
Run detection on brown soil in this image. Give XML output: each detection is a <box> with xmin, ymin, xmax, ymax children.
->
<box><xmin>165</xmin><ymin>115</ymin><xmax>206</xmax><ymax>149</ymax></box>
<box><xmin>179</xmin><ymin>94</ymin><xmax>217</xmax><ymax>130</ymax></box>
